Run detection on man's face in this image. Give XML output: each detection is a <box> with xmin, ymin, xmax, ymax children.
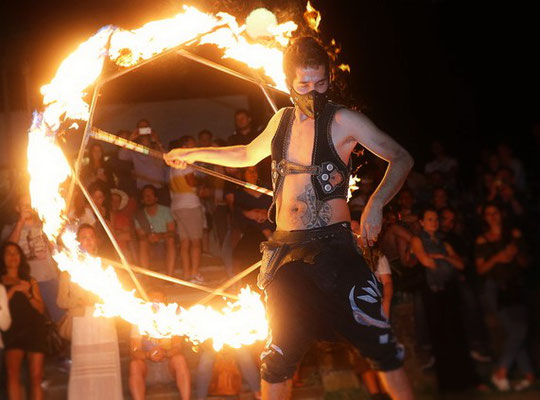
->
<box><xmin>439</xmin><ymin>209</ymin><xmax>455</xmax><ymax>232</ymax></box>
<box><xmin>183</xmin><ymin>138</ymin><xmax>196</xmax><ymax>149</ymax></box>
<box><xmin>137</xmin><ymin>120</ymin><xmax>150</xmax><ymax>129</ymax></box>
<box><xmin>198</xmin><ymin>133</ymin><xmax>212</xmax><ymax>147</ymax></box>
<box><xmin>142</xmin><ymin>188</ymin><xmax>158</xmax><ymax>207</ymax></box>
<box><xmin>291</xmin><ymin>65</ymin><xmax>328</xmax><ymax>95</ymax></box>
<box><xmin>78</xmin><ymin>227</ymin><xmax>98</xmax><ymax>255</ymax></box>
<box><xmin>234</xmin><ymin>112</ymin><xmax>252</xmax><ymax>132</ymax></box>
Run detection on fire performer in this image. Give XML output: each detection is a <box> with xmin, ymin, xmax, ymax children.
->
<box><xmin>165</xmin><ymin>37</ymin><xmax>414</xmax><ymax>400</ymax></box>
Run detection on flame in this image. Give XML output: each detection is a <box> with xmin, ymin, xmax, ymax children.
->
<box><xmin>347</xmin><ymin>175</ymin><xmax>361</xmax><ymax>202</ymax></box>
<box><xmin>26</xmin><ymin>5</ymin><xmax>306</xmax><ymax>347</ymax></box>
<box><xmin>304</xmin><ymin>1</ymin><xmax>322</xmax><ymax>32</ymax></box>
<box><xmin>338</xmin><ymin>64</ymin><xmax>351</xmax><ymax>73</ymax></box>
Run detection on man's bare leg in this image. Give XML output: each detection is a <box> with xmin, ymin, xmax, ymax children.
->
<box><xmin>261</xmin><ymin>379</ymin><xmax>292</xmax><ymax>400</ymax></box>
<box><xmin>378</xmin><ymin>367</ymin><xmax>414</xmax><ymax>400</ymax></box>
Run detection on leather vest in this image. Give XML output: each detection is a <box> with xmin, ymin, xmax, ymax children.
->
<box><xmin>268</xmin><ymin>102</ymin><xmax>350</xmax><ymax>221</ymax></box>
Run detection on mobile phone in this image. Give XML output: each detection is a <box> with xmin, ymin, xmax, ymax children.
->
<box><xmin>139</xmin><ymin>127</ymin><xmax>151</xmax><ymax>135</ymax></box>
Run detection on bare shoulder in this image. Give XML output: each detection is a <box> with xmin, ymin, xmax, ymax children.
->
<box><xmin>334</xmin><ymin>108</ymin><xmax>378</xmax><ymax>134</ymax></box>
<box><xmin>333</xmin><ymin>108</ymin><xmax>412</xmax><ymax>162</ymax></box>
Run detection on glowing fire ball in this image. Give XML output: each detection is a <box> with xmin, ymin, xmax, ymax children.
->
<box><xmin>246</xmin><ymin>8</ymin><xmax>278</xmax><ymax>39</ymax></box>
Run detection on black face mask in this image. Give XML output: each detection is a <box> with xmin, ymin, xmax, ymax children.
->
<box><xmin>290</xmin><ymin>87</ymin><xmax>329</xmax><ymax>119</ymax></box>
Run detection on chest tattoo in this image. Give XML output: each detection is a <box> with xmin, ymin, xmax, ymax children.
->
<box><xmin>296</xmin><ymin>184</ymin><xmax>332</xmax><ymax>228</ymax></box>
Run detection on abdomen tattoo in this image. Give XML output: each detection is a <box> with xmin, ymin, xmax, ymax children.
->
<box><xmin>297</xmin><ymin>184</ymin><xmax>332</xmax><ymax>228</ymax></box>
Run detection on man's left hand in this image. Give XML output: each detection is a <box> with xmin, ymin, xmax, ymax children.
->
<box><xmin>359</xmin><ymin>199</ymin><xmax>383</xmax><ymax>247</ymax></box>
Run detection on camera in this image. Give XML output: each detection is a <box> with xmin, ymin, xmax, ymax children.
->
<box><xmin>138</xmin><ymin>127</ymin><xmax>151</xmax><ymax>135</ymax></box>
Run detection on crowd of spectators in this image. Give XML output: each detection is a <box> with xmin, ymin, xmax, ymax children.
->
<box><xmin>0</xmin><ymin>106</ymin><xmax>538</xmax><ymax>398</ymax></box>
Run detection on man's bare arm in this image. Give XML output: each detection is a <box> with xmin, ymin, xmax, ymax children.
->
<box><xmin>338</xmin><ymin>109</ymin><xmax>414</xmax><ymax>245</ymax></box>
<box><xmin>164</xmin><ymin>109</ymin><xmax>285</xmax><ymax>169</ymax></box>
<box><xmin>340</xmin><ymin>109</ymin><xmax>413</xmax><ymax>205</ymax></box>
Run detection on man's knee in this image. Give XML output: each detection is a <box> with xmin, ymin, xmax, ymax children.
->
<box><xmin>130</xmin><ymin>359</ymin><xmax>147</xmax><ymax>379</ymax></box>
<box><xmin>169</xmin><ymin>354</ymin><xmax>188</xmax><ymax>373</ymax></box>
<box><xmin>260</xmin><ymin>345</ymin><xmax>297</xmax><ymax>383</ymax></box>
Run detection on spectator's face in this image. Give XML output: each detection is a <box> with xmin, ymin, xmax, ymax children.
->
<box><xmin>420</xmin><ymin>211</ymin><xmax>439</xmax><ymax>233</ymax></box>
<box><xmin>433</xmin><ymin>188</ymin><xmax>448</xmax><ymax>209</ymax></box>
<box><xmin>137</xmin><ymin>120</ymin><xmax>150</xmax><ymax>129</ymax></box>
<box><xmin>182</xmin><ymin>138</ymin><xmax>196</xmax><ymax>149</ymax></box>
<box><xmin>198</xmin><ymin>133</ymin><xmax>212</xmax><ymax>147</ymax></box>
<box><xmin>78</xmin><ymin>227</ymin><xmax>98</xmax><ymax>255</ymax></box>
<box><xmin>142</xmin><ymin>188</ymin><xmax>158</xmax><ymax>207</ymax></box>
<box><xmin>244</xmin><ymin>167</ymin><xmax>258</xmax><ymax>184</ymax></box>
<box><xmin>439</xmin><ymin>210</ymin><xmax>456</xmax><ymax>232</ymax></box>
<box><xmin>483</xmin><ymin>205</ymin><xmax>501</xmax><ymax>228</ymax></box>
<box><xmin>111</xmin><ymin>194</ymin><xmax>122</xmax><ymax>211</ymax></box>
<box><xmin>235</xmin><ymin>112</ymin><xmax>252</xmax><ymax>132</ymax></box>
<box><xmin>91</xmin><ymin>189</ymin><xmax>105</xmax><ymax>208</ymax></box>
<box><xmin>398</xmin><ymin>191</ymin><xmax>414</xmax><ymax>209</ymax></box>
<box><xmin>3</xmin><ymin>244</ymin><xmax>21</xmax><ymax>270</ymax></box>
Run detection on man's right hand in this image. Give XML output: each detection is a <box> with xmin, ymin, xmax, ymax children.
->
<box><xmin>148</xmin><ymin>347</ymin><xmax>165</xmax><ymax>362</ymax></box>
<box><xmin>164</xmin><ymin>148</ymin><xmax>197</xmax><ymax>169</ymax></box>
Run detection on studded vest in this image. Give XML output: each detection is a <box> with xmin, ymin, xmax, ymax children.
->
<box><xmin>268</xmin><ymin>102</ymin><xmax>350</xmax><ymax>222</ymax></box>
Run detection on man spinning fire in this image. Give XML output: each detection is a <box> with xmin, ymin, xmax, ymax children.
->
<box><xmin>165</xmin><ymin>37</ymin><xmax>414</xmax><ymax>400</ymax></box>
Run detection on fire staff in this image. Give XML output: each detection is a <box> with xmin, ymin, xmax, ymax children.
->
<box><xmin>165</xmin><ymin>37</ymin><xmax>414</xmax><ymax>400</ymax></box>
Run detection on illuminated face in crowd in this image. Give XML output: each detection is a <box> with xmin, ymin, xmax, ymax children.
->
<box><xmin>91</xmin><ymin>189</ymin><xmax>106</xmax><ymax>209</ymax></box>
<box><xmin>483</xmin><ymin>205</ymin><xmax>502</xmax><ymax>228</ymax></box>
<box><xmin>439</xmin><ymin>209</ymin><xmax>456</xmax><ymax>232</ymax></box>
<box><xmin>3</xmin><ymin>244</ymin><xmax>22</xmax><ymax>270</ymax></box>
<box><xmin>234</xmin><ymin>112</ymin><xmax>252</xmax><ymax>132</ymax></box>
<box><xmin>78</xmin><ymin>227</ymin><xmax>98</xmax><ymax>255</ymax></box>
<box><xmin>141</xmin><ymin>187</ymin><xmax>158</xmax><ymax>207</ymax></box>
<box><xmin>420</xmin><ymin>210</ymin><xmax>439</xmax><ymax>234</ymax></box>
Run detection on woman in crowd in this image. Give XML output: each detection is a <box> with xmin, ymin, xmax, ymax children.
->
<box><xmin>81</xmin><ymin>142</ymin><xmax>116</xmax><ymax>191</ymax></box>
<box><xmin>410</xmin><ymin>208</ymin><xmax>477</xmax><ymax>392</ymax></box>
<box><xmin>57</xmin><ymin>224</ymin><xmax>123</xmax><ymax>399</ymax></box>
<box><xmin>0</xmin><ymin>241</ymin><xmax>46</xmax><ymax>400</ymax></box>
<box><xmin>0</xmin><ymin>279</ymin><xmax>12</xmax><ymax>393</ymax></box>
<box><xmin>475</xmin><ymin>202</ymin><xmax>534</xmax><ymax>391</ymax></box>
<box><xmin>87</xmin><ymin>182</ymin><xmax>115</xmax><ymax>258</ymax></box>
<box><xmin>110</xmin><ymin>188</ymin><xmax>137</xmax><ymax>262</ymax></box>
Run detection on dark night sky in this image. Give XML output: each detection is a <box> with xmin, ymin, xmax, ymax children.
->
<box><xmin>0</xmin><ymin>0</ymin><xmax>537</xmax><ymax>171</ymax></box>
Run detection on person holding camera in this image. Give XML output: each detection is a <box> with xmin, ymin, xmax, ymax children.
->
<box><xmin>119</xmin><ymin>119</ymin><xmax>169</xmax><ymax>205</ymax></box>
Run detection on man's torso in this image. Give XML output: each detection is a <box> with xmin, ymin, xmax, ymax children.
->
<box><xmin>274</xmin><ymin>108</ymin><xmax>356</xmax><ymax>231</ymax></box>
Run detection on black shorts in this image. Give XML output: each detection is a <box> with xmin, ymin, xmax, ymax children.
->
<box><xmin>260</xmin><ymin>222</ymin><xmax>404</xmax><ymax>383</ymax></box>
